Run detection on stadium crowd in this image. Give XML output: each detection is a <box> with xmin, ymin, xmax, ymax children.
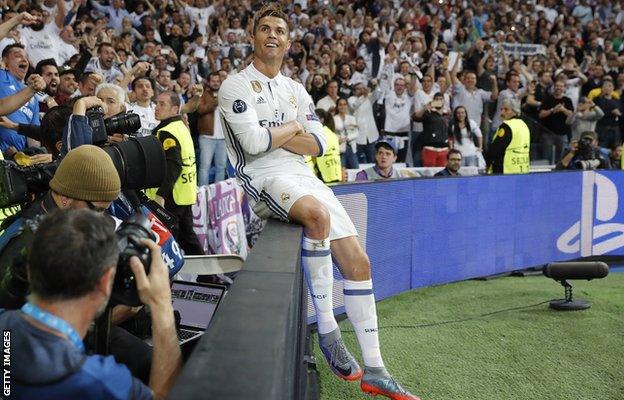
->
<box><xmin>0</xmin><ymin>0</ymin><xmax>622</xmax><ymax>182</ymax></box>
<box><xmin>0</xmin><ymin>0</ymin><xmax>621</xmax><ymax>398</ymax></box>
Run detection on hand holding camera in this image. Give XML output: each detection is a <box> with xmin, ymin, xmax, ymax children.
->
<box><xmin>73</xmin><ymin>96</ymin><xmax>108</xmax><ymax>116</ymax></box>
<box><xmin>129</xmin><ymin>239</ymin><xmax>172</xmax><ymax>309</ymax></box>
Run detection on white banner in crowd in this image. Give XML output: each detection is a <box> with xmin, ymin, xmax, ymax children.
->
<box><xmin>495</xmin><ymin>42</ymin><xmax>546</xmax><ymax>56</ymax></box>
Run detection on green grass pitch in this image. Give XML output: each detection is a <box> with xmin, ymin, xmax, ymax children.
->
<box><xmin>313</xmin><ymin>273</ymin><xmax>624</xmax><ymax>400</ymax></box>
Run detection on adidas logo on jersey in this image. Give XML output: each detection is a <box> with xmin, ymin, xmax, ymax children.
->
<box><xmin>256</xmin><ymin>96</ymin><xmax>267</xmax><ymax>104</ymax></box>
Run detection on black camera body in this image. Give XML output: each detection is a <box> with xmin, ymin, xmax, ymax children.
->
<box><xmin>0</xmin><ymin>213</ymin><xmax>156</xmax><ymax>309</ymax></box>
<box><xmin>577</xmin><ymin>137</ymin><xmax>594</xmax><ymax>160</ymax></box>
<box><xmin>113</xmin><ymin>213</ymin><xmax>157</xmax><ymax>307</ymax></box>
<box><xmin>0</xmin><ymin>160</ymin><xmax>58</xmax><ymax>208</ymax></box>
<box><xmin>0</xmin><ymin>135</ymin><xmax>165</xmax><ymax>209</ymax></box>
<box><xmin>574</xmin><ymin>137</ymin><xmax>601</xmax><ymax>170</ymax></box>
<box><xmin>85</xmin><ymin>106</ymin><xmax>142</xmax><ymax>145</ymax></box>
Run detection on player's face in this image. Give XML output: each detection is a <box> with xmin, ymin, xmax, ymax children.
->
<box><xmin>253</xmin><ymin>16</ymin><xmax>291</xmax><ymax>63</ymax></box>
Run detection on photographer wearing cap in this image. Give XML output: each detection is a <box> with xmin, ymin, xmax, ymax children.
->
<box><xmin>486</xmin><ymin>98</ymin><xmax>530</xmax><ymax>174</ymax></box>
<box><xmin>149</xmin><ymin>90</ymin><xmax>203</xmax><ymax>255</ymax></box>
<box><xmin>0</xmin><ymin>145</ymin><xmax>120</xmax><ymax>309</ymax></box>
<box><xmin>0</xmin><ymin>145</ymin><xmax>154</xmax><ymax>381</ymax></box>
<box><xmin>556</xmin><ymin>131</ymin><xmax>610</xmax><ymax>170</ymax></box>
<box><xmin>0</xmin><ymin>209</ymin><xmax>182</xmax><ymax>399</ymax></box>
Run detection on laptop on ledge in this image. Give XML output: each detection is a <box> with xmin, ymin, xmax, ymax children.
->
<box><xmin>170</xmin><ymin>280</ymin><xmax>227</xmax><ymax>345</ymax></box>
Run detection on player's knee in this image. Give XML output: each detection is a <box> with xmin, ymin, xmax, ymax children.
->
<box><xmin>306</xmin><ymin>204</ymin><xmax>330</xmax><ymax>233</ymax></box>
<box><xmin>344</xmin><ymin>250</ymin><xmax>370</xmax><ymax>281</ymax></box>
<box><xmin>352</xmin><ymin>252</ymin><xmax>371</xmax><ymax>280</ymax></box>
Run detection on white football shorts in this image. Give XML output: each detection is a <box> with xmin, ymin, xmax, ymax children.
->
<box><xmin>250</xmin><ymin>174</ymin><xmax>358</xmax><ymax>241</ymax></box>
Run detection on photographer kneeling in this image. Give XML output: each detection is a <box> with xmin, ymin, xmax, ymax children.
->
<box><xmin>556</xmin><ymin>131</ymin><xmax>610</xmax><ymax>170</ymax></box>
<box><xmin>0</xmin><ymin>209</ymin><xmax>182</xmax><ymax>399</ymax></box>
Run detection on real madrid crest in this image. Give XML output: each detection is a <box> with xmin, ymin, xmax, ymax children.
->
<box><xmin>251</xmin><ymin>80</ymin><xmax>262</xmax><ymax>93</ymax></box>
<box><xmin>280</xmin><ymin>192</ymin><xmax>291</xmax><ymax>203</ymax></box>
<box><xmin>288</xmin><ymin>95</ymin><xmax>297</xmax><ymax>109</ymax></box>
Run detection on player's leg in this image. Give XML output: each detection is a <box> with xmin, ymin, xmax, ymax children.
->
<box><xmin>332</xmin><ymin>237</ymin><xmax>420</xmax><ymax>400</ymax></box>
<box><xmin>330</xmin><ymin>237</ymin><xmax>380</xmax><ymax>362</ymax></box>
<box><xmin>288</xmin><ymin>195</ymin><xmax>363</xmax><ymax>381</ymax></box>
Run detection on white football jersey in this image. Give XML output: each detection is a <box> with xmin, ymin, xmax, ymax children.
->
<box><xmin>218</xmin><ymin>63</ymin><xmax>326</xmax><ymax>202</ymax></box>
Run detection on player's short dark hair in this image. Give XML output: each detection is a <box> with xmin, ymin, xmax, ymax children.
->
<box><xmin>28</xmin><ymin>209</ymin><xmax>119</xmax><ymax>301</ymax></box>
<box><xmin>2</xmin><ymin>43</ymin><xmax>25</xmax><ymax>58</ymax></box>
<box><xmin>253</xmin><ymin>2</ymin><xmax>289</xmax><ymax>35</ymax></box>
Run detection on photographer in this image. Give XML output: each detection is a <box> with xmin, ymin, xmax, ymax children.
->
<box><xmin>556</xmin><ymin>131</ymin><xmax>610</xmax><ymax>170</ymax></box>
<box><xmin>0</xmin><ymin>145</ymin><xmax>153</xmax><ymax>381</ymax></box>
<box><xmin>0</xmin><ymin>209</ymin><xmax>182</xmax><ymax>399</ymax></box>
<box><xmin>61</xmin><ymin>95</ymin><xmax>110</xmax><ymax>154</ymax></box>
<box><xmin>95</xmin><ymin>83</ymin><xmax>131</xmax><ymax>142</ymax></box>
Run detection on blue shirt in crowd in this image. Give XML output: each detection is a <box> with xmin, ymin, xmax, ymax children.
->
<box><xmin>0</xmin><ymin>70</ymin><xmax>39</xmax><ymax>152</ymax></box>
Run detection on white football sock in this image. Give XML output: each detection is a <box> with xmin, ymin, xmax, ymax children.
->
<box><xmin>343</xmin><ymin>279</ymin><xmax>384</xmax><ymax>368</ymax></box>
<box><xmin>302</xmin><ymin>236</ymin><xmax>338</xmax><ymax>335</ymax></box>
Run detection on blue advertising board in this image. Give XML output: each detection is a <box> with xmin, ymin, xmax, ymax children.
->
<box><xmin>307</xmin><ymin>170</ymin><xmax>624</xmax><ymax>321</ymax></box>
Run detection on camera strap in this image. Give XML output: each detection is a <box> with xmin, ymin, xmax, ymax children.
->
<box><xmin>21</xmin><ymin>302</ymin><xmax>85</xmax><ymax>353</ymax></box>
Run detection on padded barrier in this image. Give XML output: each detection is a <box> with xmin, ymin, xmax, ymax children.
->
<box><xmin>308</xmin><ymin>170</ymin><xmax>624</xmax><ymax>320</ymax></box>
<box><xmin>169</xmin><ymin>220</ymin><xmax>307</xmax><ymax>400</ymax></box>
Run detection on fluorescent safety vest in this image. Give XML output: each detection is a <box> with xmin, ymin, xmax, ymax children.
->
<box><xmin>156</xmin><ymin>119</ymin><xmax>197</xmax><ymax>205</ymax></box>
<box><xmin>315</xmin><ymin>126</ymin><xmax>341</xmax><ymax>183</ymax></box>
<box><xmin>501</xmin><ymin>118</ymin><xmax>530</xmax><ymax>174</ymax></box>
